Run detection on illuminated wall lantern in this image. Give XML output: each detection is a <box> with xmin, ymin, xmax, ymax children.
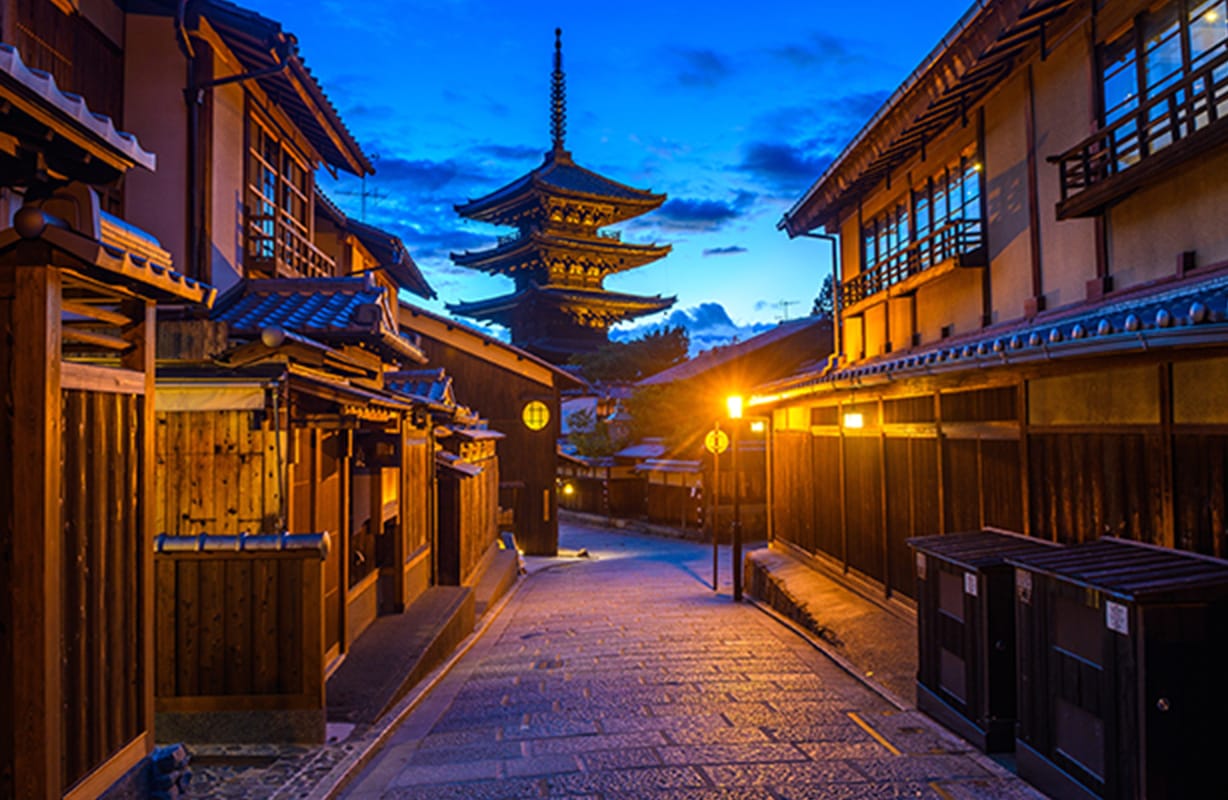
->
<box><xmin>843</xmin><ymin>411</ymin><xmax>865</xmax><ymax>429</ymax></box>
<box><xmin>562</xmin><ymin>482</ymin><xmax>576</xmax><ymax>497</ymax></box>
<box><xmin>726</xmin><ymin>394</ymin><xmax>744</xmax><ymax>420</ymax></box>
<box><xmin>749</xmin><ymin>420</ymin><xmax>765</xmax><ymax>434</ymax></box>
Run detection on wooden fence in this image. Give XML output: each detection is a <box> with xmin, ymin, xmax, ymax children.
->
<box><xmin>153</xmin><ymin>533</ymin><xmax>329</xmax><ymax>744</ymax></box>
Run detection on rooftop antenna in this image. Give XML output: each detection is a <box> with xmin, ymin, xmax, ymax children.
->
<box><xmin>551</xmin><ymin>27</ymin><xmax>567</xmax><ymax>152</ymax></box>
<box><xmin>335</xmin><ymin>154</ymin><xmax>386</xmax><ymax>221</ymax></box>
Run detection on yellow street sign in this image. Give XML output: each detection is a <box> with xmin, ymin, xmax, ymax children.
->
<box><xmin>704</xmin><ymin>428</ymin><xmax>730</xmax><ymax>454</ymax></box>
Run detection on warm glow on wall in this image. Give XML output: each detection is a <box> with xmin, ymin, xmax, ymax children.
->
<box><xmin>726</xmin><ymin>395</ymin><xmax>744</xmax><ymax>419</ymax></box>
<box><xmin>843</xmin><ymin>412</ymin><xmax>864</xmax><ymax>429</ymax></box>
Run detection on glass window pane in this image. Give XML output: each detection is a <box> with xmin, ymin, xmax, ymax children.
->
<box><xmin>1189</xmin><ymin>0</ymin><xmax>1228</xmax><ymax>65</ymax></box>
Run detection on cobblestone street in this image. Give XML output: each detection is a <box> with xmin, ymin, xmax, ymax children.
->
<box><xmin>341</xmin><ymin>523</ymin><xmax>1046</xmax><ymax>799</ymax></box>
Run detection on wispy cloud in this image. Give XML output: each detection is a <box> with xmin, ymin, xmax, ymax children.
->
<box><xmin>672</xmin><ymin>48</ymin><xmax>734</xmax><ymax>87</ymax></box>
<box><xmin>703</xmin><ymin>245</ymin><xmax>747</xmax><ymax>256</ymax></box>
<box><xmin>736</xmin><ymin>141</ymin><xmax>834</xmax><ymax>194</ymax></box>
<box><xmin>642</xmin><ymin>190</ymin><xmax>756</xmax><ymax>233</ymax></box>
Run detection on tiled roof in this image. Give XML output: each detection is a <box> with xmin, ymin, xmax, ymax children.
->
<box><xmin>448</xmin><ymin>283</ymin><xmax>675</xmax><ymax>322</ymax></box>
<box><xmin>211</xmin><ymin>277</ymin><xmax>423</xmax><ymax>363</ymax></box>
<box><xmin>640</xmin><ymin>316</ymin><xmax>830</xmax><ymax>386</ymax></box>
<box><xmin>0</xmin><ymin>42</ymin><xmax>155</xmax><ymax>172</ymax></box>
<box><xmin>455</xmin><ymin>149</ymin><xmax>663</xmax><ymax>219</ymax></box>
<box><xmin>752</xmin><ymin>271</ymin><xmax>1228</xmax><ymax>405</ymax></box>
<box><xmin>615</xmin><ymin>439</ymin><xmax>667</xmax><ymax>460</ymax></box>
<box><xmin>386</xmin><ymin>368</ymin><xmax>455</xmax><ymax>408</ymax></box>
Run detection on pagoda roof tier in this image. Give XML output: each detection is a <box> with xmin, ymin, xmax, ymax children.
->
<box><xmin>447</xmin><ymin>284</ymin><xmax>675</xmax><ymax>328</ymax></box>
<box><xmin>455</xmin><ymin>149</ymin><xmax>665</xmax><ymax>228</ymax></box>
<box><xmin>451</xmin><ymin>229</ymin><xmax>670</xmax><ymax>277</ymax></box>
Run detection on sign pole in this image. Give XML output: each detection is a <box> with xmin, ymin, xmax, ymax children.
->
<box><xmin>704</xmin><ymin>423</ymin><xmax>730</xmax><ymax>593</ymax></box>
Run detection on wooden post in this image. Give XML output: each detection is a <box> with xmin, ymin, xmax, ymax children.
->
<box><xmin>10</xmin><ymin>264</ymin><xmax>63</xmax><ymax>800</ymax></box>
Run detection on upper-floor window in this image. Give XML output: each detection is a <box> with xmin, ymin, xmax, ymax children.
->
<box><xmin>1100</xmin><ymin>1</ymin><xmax>1228</xmax><ymax>151</ymax></box>
<box><xmin>860</xmin><ymin>144</ymin><xmax>982</xmax><ymax>273</ymax></box>
<box><xmin>246</xmin><ymin>119</ymin><xmax>333</xmax><ymax>278</ymax></box>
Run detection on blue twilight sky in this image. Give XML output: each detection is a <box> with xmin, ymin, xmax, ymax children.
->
<box><xmin>247</xmin><ymin>0</ymin><xmax>971</xmax><ymax>343</ymax></box>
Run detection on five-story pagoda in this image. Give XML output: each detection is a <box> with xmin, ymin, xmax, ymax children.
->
<box><xmin>449</xmin><ymin>29</ymin><xmax>674</xmax><ymax>364</ymax></box>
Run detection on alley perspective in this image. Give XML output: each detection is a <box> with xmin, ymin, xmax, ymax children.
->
<box><xmin>336</xmin><ymin>521</ymin><xmax>1044</xmax><ymax>800</ymax></box>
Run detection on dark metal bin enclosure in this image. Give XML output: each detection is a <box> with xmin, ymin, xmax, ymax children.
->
<box><xmin>1008</xmin><ymin>538</ymin><xmax>1228</xmax><ymax>800</ymax></box>
<box><xmin>908</xmin><ymin>530</ymin><xmax>1061</xmax><ymax>752</ymax></box>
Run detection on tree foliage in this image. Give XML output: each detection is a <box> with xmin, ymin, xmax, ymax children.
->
<box><xmin>812</xmin><ymin>275</ymin><xmax>834</xmax><ymax>318</ymax></box>
<box><xmin>568</xmin><ymin>326</ymin><xmax>689</xmax><ymax>383</ymax></box>
<box><xmin>622</xmin><ymin>382</ymin><xmax>697</xmax><ymax>449</ymax></box>
<box><xmin>566</xmin><ymin>407</ymin><xmax>629</xmax><ymax>457</ymax></box>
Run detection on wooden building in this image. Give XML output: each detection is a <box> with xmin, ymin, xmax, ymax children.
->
<box><xmin>0</xmin><ymin>37</ymin><xmax>215</xmax><ymax>799</ymax></box>
<box><xmin>447</xmin><ymin>30</ymin><xmax>674</xmax><ymax>364</ymax></box>
<box><xmin>756</xmin><ymin>0</ymin><xmax>1228</xmax><ymax>605</ymax></box>
<box><xmin>387</xmin><ymin>368</ymin><xmax>503</xmax><ymax>589</ymax></box>
<box><xmin>400</xmin><ymin>303</ymin><xmax>584</xmax><ymax>555</ymax></box>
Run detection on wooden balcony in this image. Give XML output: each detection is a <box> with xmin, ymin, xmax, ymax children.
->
<box><xmin>246</xmin><ymin>210</ymin><xmax>336</xmax><ymax>279</ymax></box>
<box><xmin>841</xmin><ymin>218</ymin><xmax>986</xmax><ymax>315</ymax></box>
<box><xmin>1052</xmin><ymin>49</ymin><xmax>1228</xmax><ymax>219</ymax></box>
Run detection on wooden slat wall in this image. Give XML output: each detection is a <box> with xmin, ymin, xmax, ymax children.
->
<box><xmin>1027</xmin><ymin>432</ymin><xmax>1163</xmax><ymax>545</ymax></box>
<box><xmin>154</xmin><ymin>551</ymin><xmax>324</xmax><ymax>708</ymax></box>
<box><xmin>403</xmin><ymin>434</ymin><xmax>431</xmax><ymax>557</ymax></box>
<box><xmin>155</xmin><ymin>410</ymin><xmax>284</xmax><ymax>536</ymax></box>
<box><xmin>459</xmin><ymin>451</ymin><xmax>499</xmax><ymax>586</ymax></box>
<box><xmin>59</xmin><ymin>389</ymin><xmax>144</xmax><ymax>790</ymax></box>
<box><xmin>844</xmin><ymin>436</ymin><xmax>884</xmax><ymax>581</ymax></box>
<box><xmin>1172</xmin><ymin>434</ymin><xmax>1228</xmax><ymax>557</ymax></box>
<box><xmin>811</xmin><ymin>435</ymin><xmax>843</xmax><ymax>560</ymax></box>
<box><xmin>0</xmin><ymin>277</ymin><xmax>14</xmax><ymax>799</ymax></box>
<box><xmin>771</xmin><ymin>432</ymin><xmax>815</xmax><ymax>554</ymax></box>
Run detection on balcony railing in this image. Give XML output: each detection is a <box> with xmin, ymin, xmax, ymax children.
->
<box><xmin>841</xmin><ymin>217</ymin><xmax>985</xmax><ymax>309</ymax></box>
<box><xmin>1052</xmin><ymin>48</ymin><xmax>1228</xmax><ymax>218</ymax></box>
<box><xmin>246</xmin><ymin>210</ymin><xmax>335</xmax><ymax>279</ymax></box>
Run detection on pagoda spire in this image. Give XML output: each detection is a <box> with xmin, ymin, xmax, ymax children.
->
<box><xmin>551</xmin><ymin>27</ymin><xmax>566</xmax><ymax>152</ymax></box>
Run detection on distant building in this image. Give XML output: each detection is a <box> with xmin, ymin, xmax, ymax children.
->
<box><xmin>448</xmin><ymin>29</ymin><xmax>674</xmax><ymax>364</ymax></box>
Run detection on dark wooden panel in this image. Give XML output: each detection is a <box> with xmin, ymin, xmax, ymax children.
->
<box><xmin>912</xmin><ymin>439</ymin><xmax>942</xmax><ymax>539</ymax></box>
<box><xmin>943</xmin><ymin>438</ymin><xmax>981</xmax><ymax>532</ymax></box>
<box><xmin>981</xmin><ymin>439</ymin><xmax>1022</xmax><ymax>532</ymax></box>
<box><xmin>812</xmin><ymin>435</ymin><xmax>842</xmax><ymax>560</ymax></box>
<box><xmin>1028</xmin><ymin>433</ymin><xmax>1164</xmax><ymax>544</ymax></box>
<box><xmin>844</xmin><ymin>436</ymin><xmax>883</xmax><ymax>581</ymax></box>
<box><xmin>770</xmin><ymin>432</ymin><xmax>812</xmax><ymax>554</ymax></box>
<box><xmin>883</xmin><ymin>438</ymin><xmax>913</xmax><ymax>598</ymax></box>
<box><xmin>0</xmin><ymin>288</ymin><xmax>11</xmax><ymax>800</ymax></box>
<box><xmin>941</xmin><ymin>386</ymin><xmax>1017</xmax><ymax>422</ymax></box>
<box><xmin>1172</xmin><ymin>434</ymin><xmax>1228</xmax><ymax>557</ymax></box>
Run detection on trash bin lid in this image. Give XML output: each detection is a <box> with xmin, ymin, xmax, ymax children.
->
<box><xmin>907</xmin><ymin>530</ymin><xmax>1060</xmax><ymax>571</ymax></box>
<box><xmin>1006</xmin><ymin>537</ymin><xmax>1228</xmax><ymax>602</ymax></box>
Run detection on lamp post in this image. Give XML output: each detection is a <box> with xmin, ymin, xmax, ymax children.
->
<box><xmin>726</xmin><ymin>395</ymin><xmax>744</xmax><ymax>602</ymax></box>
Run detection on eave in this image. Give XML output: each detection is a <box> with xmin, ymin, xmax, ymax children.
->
<box><xmin>451</xmin><ymin>231</ymin><xmax>671</xmax><ymax>274</ymax></box>
<box><xmin>781</xmin><ymin>0</ymin><xmax>1076</xmax><ymax>236</ymax></box>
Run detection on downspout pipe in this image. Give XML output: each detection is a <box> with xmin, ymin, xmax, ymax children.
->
<box><xmin>175</xmin><ymin>1</ymin><xmax>296</xmax><ymax>281</ymax></box>
<box><xmin>799</xmin><ymin>231</ymin><xmax>842</xmax><ymax>365</ymax></box>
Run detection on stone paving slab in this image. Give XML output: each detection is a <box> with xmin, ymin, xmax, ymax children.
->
<box><xmin>339</xmin><ymin>523</ymin><xmax>1049</xmax><ymax>800</ymax></box>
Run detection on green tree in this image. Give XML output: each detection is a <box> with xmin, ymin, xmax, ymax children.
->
<box><xmin>566</xmin><ymin>407</ymin><xmax>628</xmax><ymax>457</ymax></box>
<box><xmin>569</xmin><ymin>326</ymin><xmax>689</xmax><ymax>383</ymax></box>
<box><xmin>812</xmin><ymin>275</ymin><xmax>834</xmax><ymax>318</ymax></box>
